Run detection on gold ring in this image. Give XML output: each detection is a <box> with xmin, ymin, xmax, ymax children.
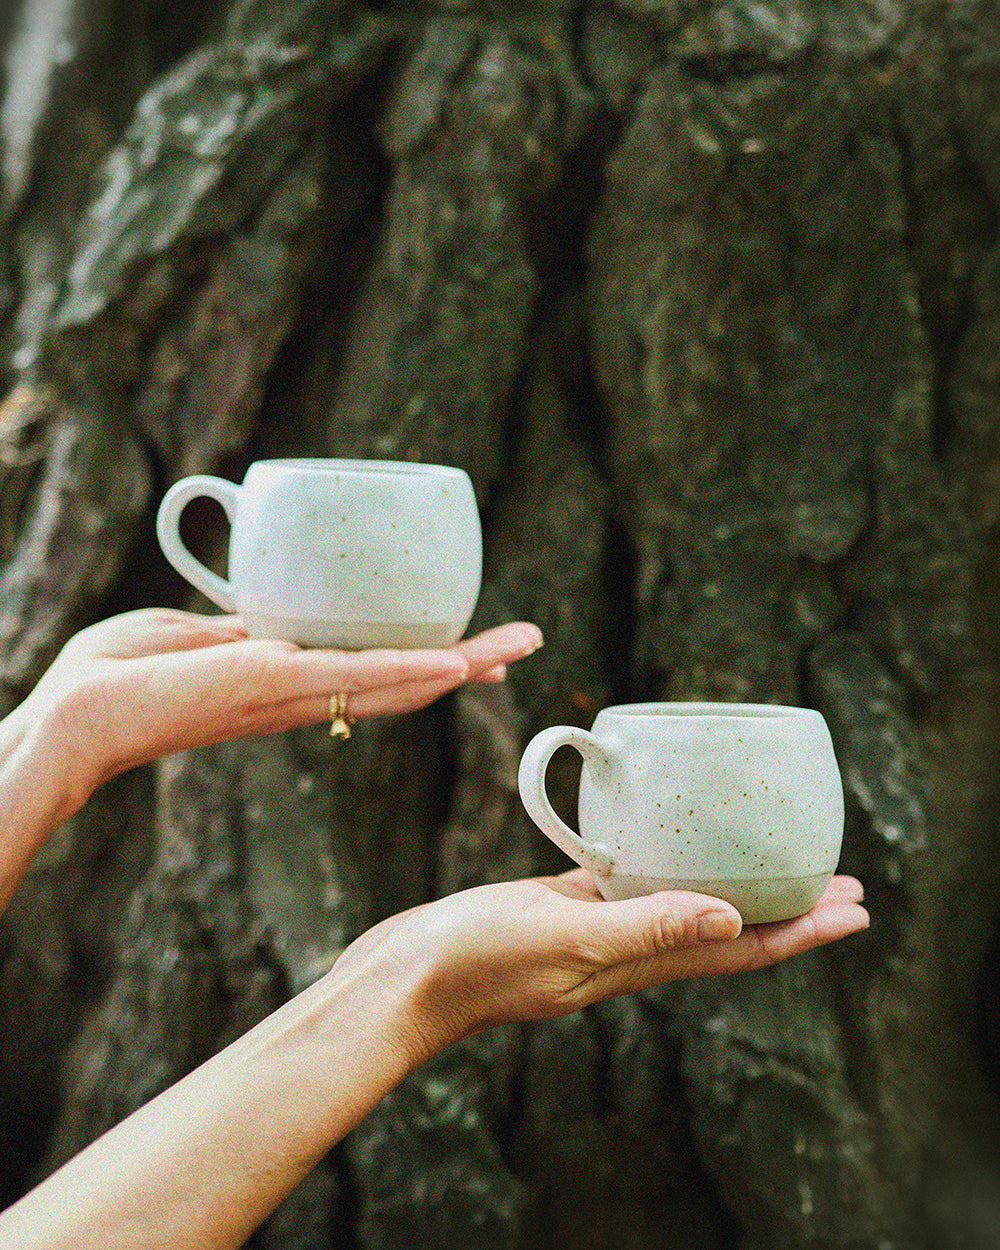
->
<box><xmin>329</xmin><ymin>692</ymin><xmax>353</xmax><ymax>739</ymax></box>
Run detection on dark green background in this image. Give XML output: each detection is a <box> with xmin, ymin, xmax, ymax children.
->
<box><xmin>1</xmin><ymin>1</ymin><xmax>999</xmax><ymax>1245</ymax></box>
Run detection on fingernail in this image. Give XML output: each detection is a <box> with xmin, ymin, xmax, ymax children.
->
<box><xmin>697</xmin><ymin>911</ymin><xmax>742</xmax><ymax>942</ymax></box>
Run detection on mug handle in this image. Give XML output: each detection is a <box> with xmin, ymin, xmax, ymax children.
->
<box><xmin>518</xmin><ymin>726</ymin><xmax>616</xmax><ymax>876</ymax></box>
<box><xmin>156</xmin><ymin>475</ymin><xmax>242</xmax><ymax>612</ymax></box>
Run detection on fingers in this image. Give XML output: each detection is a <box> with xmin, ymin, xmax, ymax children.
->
<box><xmin>275</xmin><ymin>669</ymin><xmax>467</xmax><ymax>724</ymax></box>
<box><xmin>230</xmin><ymin>665</ymin><xmax>513</xmax><ymax>737</ymax></box>
<box><xmin>276</xmin><ymin>643</ymin><xmax>472</xmax><ymax>696</ymax></box>
<box><xmin>813</xmin><ymin>875</ymin><xmax>865</xmax><ymax>905</ymax></box>
<box><xmin>543</xmin><ymin>874</ymin><xmax>867</xmax><ymax>1005</ymax></box>
<box><xmin>168</xmin><ymin>637</ymin><xmax>470</xmax><ymax>710</ymax></box>
<box><xmin>228</xmin><ymin>623</ymin><xmax>544</xmax><ymax>727</ymax></box>
<box><xmin>350</xmin><ymin>671</ymin><xmax>483</xmax><ymax>718</ymax></box>
<box><xmin>732</xmin><ymin>897</ymin><xmax>870</xmax><ymax>972</ymax></box>
<box><xmin>69</xmin><ymin>609</ymin><xmax>248</xmax><ymax>659</ymax></box>
<box><xmin>539</xmin><ymin>869</ymin><xmax>606</xmax><ymax>901</ymax></box>
<box><xmin>252</xmin><ymin>621</ymin><xmax>542</xmax><ymax>703</ymax></box>
<box><xmin>624</xmin><ymin>891</ymin><xmax>869</xmax><ymax>987</ymax></box>
<box><xmin>196</xmin><ymin>621</ymin><xmax>544</xmax><ymax>702</ymax></box>
<box><xmin>547</xmin><ymin>871</ymin><xmax>865</xmax><ymax>910</ymax></box>
<box><xmin>456</xmin><ymin>624</ymin><xmax>543</xmax><ymax>678</ymax></box>
<box><xmin>561</xmin><ymin>889</ymin><xmax>744</xmax><ymax>970</ymax></box>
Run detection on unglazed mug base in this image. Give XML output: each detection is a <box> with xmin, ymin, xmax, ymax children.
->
<box><xmin>592</xmin><ymin>868</ymin><xmax>835</xmax><ymax>925</ymax></box>
<box><xmin>240</xmin><ymin>612</ymin><xmax>469</xmax><ymax>650</ymax></box>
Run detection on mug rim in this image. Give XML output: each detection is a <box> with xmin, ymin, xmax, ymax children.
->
<box><xmin>249</xmin><ymin>458</ymin><xmax>469</xmax><ymax>480</ymax></box>
<box><xmin>598</xmin><ymin>701</ymin><xmax>819</xmax><ymax>720</ymax></box>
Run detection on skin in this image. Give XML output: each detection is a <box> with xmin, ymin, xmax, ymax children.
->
<box><xmin>0</xmin><ymin>609</ymin><xmax>869</xmax><ymax>1249</ymax></box>
<box><xmin>0</xmin><ymin>609</ymin><xmax>531</xmax><ymax>909</ymax></box>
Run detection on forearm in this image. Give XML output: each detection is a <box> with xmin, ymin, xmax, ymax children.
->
<box><xmin>0</xmin><ymin>945</ymin><xmax>431</xmax><ymax>1250</ymax></box>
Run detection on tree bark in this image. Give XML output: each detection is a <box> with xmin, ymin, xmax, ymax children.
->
<box><xmin>1</xmin><ymin>0</ymin><xmax>999</xmax><ymax>1246</ymax></box>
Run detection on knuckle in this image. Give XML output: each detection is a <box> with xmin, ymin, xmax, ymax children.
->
<box><xmin>563</xmin><ymin>934</ymin><xmax>603</xmax><ymax>968</ymax></box>
<box><xmin>131</xmin><ymin>607</ymin><xmax>184</xmax><ymax>627</ymax></box>
<box><xmin>648</xmin><ymin>910</ymin><xmax>686</xmax><ymax>954</ymax></box>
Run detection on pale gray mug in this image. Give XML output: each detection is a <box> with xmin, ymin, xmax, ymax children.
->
<box><xmin>519</xmin><ymin>702</ymin><xmax>844</xmax><ymax>924</ymax></box>
<box><xmin>156</xmin><ymin>458</ymin><xmax>483</xmax><ymax>649</ymax></box>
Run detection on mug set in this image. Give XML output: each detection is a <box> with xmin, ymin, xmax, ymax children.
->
<box><xmin>157</xmin><ymin>459</ymin><xmax>844</xmax><ymax>925</ymax></box>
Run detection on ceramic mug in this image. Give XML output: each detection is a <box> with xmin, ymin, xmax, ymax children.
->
<box><xmin>518</xmin><ymin>702</ymin><xmax>844</xmax><ymax>924</ymax></box>
<box><xmin>156</xmin><ymin>458</ymin><xmax>482</xmax><ymax>648</ymax></box>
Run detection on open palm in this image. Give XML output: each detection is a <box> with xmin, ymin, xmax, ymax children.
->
<box><xmin>333</xmin><ymin>868</ymin><xmax>869</xmax><ymax>1058</ymax></box>
<box><xmin>10</xmin><ymin>608</ymin><xmax>543</xmax><ymax>794</ymax></box>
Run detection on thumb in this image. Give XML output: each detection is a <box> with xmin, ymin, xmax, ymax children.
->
<box><xmin>576</xmin><ymin>890</ymin><xmax>744</xmax><ymax>966</ymax></box>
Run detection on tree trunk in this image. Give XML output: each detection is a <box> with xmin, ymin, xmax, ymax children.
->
<box><xmin>1</xmin><ymin>1</ymin><xmax>999</xmax><ymax>1245</ymax></box>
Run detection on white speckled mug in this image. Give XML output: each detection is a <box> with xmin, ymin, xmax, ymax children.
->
<box><xmin>156</xmin><ymin>459</ymin><xmax>482</xmax><ymax>648</ymax></box>
<box><xmin>518</xmin><ymin>703</ymin><xmax>844</xmax><ymax>924</ymax></box>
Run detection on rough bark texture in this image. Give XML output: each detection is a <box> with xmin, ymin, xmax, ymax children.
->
<box><xmin>1</xmin><ymin>0</ymin><xmax>999</xmax><ymax>1245</ymax></box>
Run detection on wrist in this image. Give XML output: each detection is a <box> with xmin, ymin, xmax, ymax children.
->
<box><xmin>338</xmin><ymin>910</ymin><xmax>492</xmax><ymax>1066</ymax></box>
<box><xmin>320</xmin><ymin>935</ymin><xmax>448</xmax><ymax>1074</ymax></box>
<box><xmin>0</xmin><ymin>725</ymin><xmax>87</xmax><ymax>912</ymax></box>
<box><xmin>0</xmin><ymin>701</ymin><xmax>96</xmax><ymax>830</ymax></box>
<box><xmin>22</xmin><ymin>710</ymin><xmax>99</xmax><ymax>820</ymax></box>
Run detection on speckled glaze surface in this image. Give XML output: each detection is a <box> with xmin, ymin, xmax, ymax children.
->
<box><xmin>518</xmin><ymin>703</ymin><xmax>844</xmax><ymax>924</ymax></box>
<box><xmin>157</xmin><ymin>459</ymin><xmax>482</xmax><ymax>648</ymax></box>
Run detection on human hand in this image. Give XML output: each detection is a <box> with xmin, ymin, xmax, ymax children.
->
<box><xmin>8</xmin><ymin>608</ymin><xmax>543</xmax><ymax>804</ymax></box>
<box><xmin>337</xmin><ymin>870</ymin><xmax>868</xmax><ymax>1062</ymax></box>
